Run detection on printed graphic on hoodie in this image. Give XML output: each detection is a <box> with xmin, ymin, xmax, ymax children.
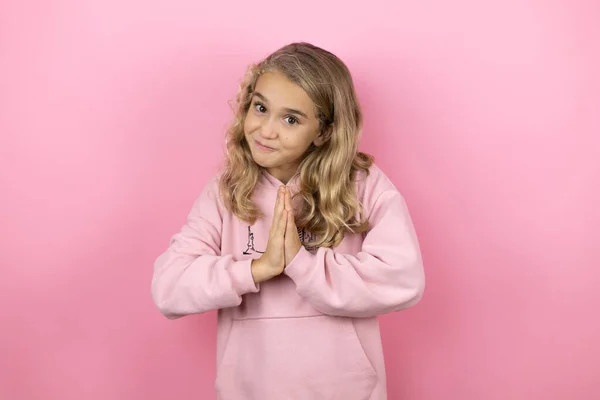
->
<box><xmin>297</xmin><ymin>227</ymin><xmax>317</xmax><ymax>252</ymax></box>
<box><xmin>243</xmin><ymin>226</ymin><xmax>264</xmax><ymax>255</ymax></box>
<box><xmin>242</xmin><ymin>225</ymin><xmax>317</xmax><ymax>255</ymax></box>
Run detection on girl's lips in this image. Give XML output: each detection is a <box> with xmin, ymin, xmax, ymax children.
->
<box><xmin>255</xmin><ymin>140</ymin><xmax>277</xmax><ymax>152</ymax></box>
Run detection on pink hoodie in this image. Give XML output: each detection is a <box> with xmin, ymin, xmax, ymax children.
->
<box><xmin>151</xmin><ymin>164</ymin><xmax>425</xmax><ymax>400</ymax></box>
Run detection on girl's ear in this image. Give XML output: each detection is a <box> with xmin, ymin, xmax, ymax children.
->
<box><xmin>313</xmin><ymin>125</ymin><xmax>333</xmax><ymax>147</ymax></box>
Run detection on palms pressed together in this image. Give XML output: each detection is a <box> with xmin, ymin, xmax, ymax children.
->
<box><xmin>251</xmin><ymin>186</ymin><xmax>302</xmax><ymax>283</ymax></box>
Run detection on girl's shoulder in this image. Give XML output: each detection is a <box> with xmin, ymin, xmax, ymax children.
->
<box><xmin>198</xmin><ymin>173</ymin><xmax>221</xmax><ymax>198</ymax></box>
<box><xmin>354</xmin><ymin>163</ymin><xmax>399</xmax><ymax>198</ymax></box>
<box><xmin>189</xmin><ymin>173</ymin><xmax>225</xmax><ymax>213</ymax></box>
<box><xmin>354</xmin><ymin>163</ymin><xmax>407</xmax><ymax>218</ymax></box>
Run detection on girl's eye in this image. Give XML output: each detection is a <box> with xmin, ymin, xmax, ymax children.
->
<box><xmin>285</xmin><ymin>116</ymin><xmax>298</xmax><ymax>125</ymax></box>
<box><xmin>254</xmin><ymin>103</ymin><xmax>266</xmax><ymax>113</ymax></box>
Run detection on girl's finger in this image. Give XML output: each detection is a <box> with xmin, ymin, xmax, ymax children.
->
<box><xmin>284</xmin><ymin>188</ymin><xmax>292</xmax><ymax>211</ymax></box>
<box><xmin>274</xmin><ymin>186</ymin><xmax>282</xmax><ymax>213</ymax></box>
<box><xmin>276</xmin><ymin>193</ymin><xmax>287</xmax><ymax>232</ymax></box>
<box><xmin>275</xmin><ymin>209</ymin><xmax>287</xmax><ymax>240</ymax></box>
<box><xmin>286</xmin><ymin>205</ymin><xmax>292</xmax><ymax>224</ymax></box>
<box><xmin>275</xmin><ymin>188</ymin><xmax>285</xmax><ymax>224</ymax></box>
<box><xmin>287</xmin><ymin>208</ymin><xmax>298</xmax><ymax>244</ymax></box>
<box><xmin>270</xmin><ymin>188</ymin><xmax>283</xmax><ymax>237</ymax></box>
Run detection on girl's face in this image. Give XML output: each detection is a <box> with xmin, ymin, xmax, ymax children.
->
<box><xmin>244</xmin><ymin>71</ymin><xmax>325</xmax><ymax>184</ymax></box>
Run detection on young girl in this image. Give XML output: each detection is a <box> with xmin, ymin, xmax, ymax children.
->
<box><xmin>151</xmin><ymin>42</ymin><xmax>425</xmax><ymax>400</ymax></box>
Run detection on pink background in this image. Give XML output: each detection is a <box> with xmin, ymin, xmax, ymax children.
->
<box><xmin>1</xmin><ymin>0</ymin><xmax>599</xmax><ymax>399</ymax></box>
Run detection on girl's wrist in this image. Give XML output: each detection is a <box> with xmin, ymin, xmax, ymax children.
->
<box><xmin>251</xmin><ymin>258</ymin><xmax>271</xmax><ymax>284</ymax></box>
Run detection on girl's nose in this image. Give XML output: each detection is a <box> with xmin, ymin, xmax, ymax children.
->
<box><xmin>259</xmin><ymin>117</ymin><xmax>278</xmax><ymax>139</ymax></box>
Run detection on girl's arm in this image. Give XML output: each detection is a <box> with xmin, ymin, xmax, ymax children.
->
<box><xmin>284</xmin><ymin>189</ymin><xmax>425</xmax><ymax>318</ymax></box>
<box><xmin>151</xmin><ymin>178</ymin><xmax>259</xmax><ymax>319</ymax></box>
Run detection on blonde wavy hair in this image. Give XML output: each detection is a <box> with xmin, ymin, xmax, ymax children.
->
<box><xmin>218</xmin><ymin>42</ymin><xmax>374</xmax><ymax>248</ymax></box>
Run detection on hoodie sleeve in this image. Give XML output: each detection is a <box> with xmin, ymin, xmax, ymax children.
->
<box><xmin>283</xmin><ymin>189</ymin><xmax>425</xmax><ymax>318</ymax></box>
<box><xmin>151</xmin><ymin>178</ymin><xmax>259</xmax><ymax>319</ymax></box>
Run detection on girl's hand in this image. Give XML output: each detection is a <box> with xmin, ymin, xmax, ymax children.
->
<box><xmin>284</xmin><ymin>187</ymin><xmax>302</xmax><ymax>266</ymax></box>
<box><xmin>251</xmin><ymin>186</ymin><xmax>287</xmax><ymax>283</ymax></box>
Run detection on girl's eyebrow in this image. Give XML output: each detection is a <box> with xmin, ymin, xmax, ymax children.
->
<box><xmin>254</xmin><ymin>92</ymin><xmax>309</xmax><ymax>119</ymax></box>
